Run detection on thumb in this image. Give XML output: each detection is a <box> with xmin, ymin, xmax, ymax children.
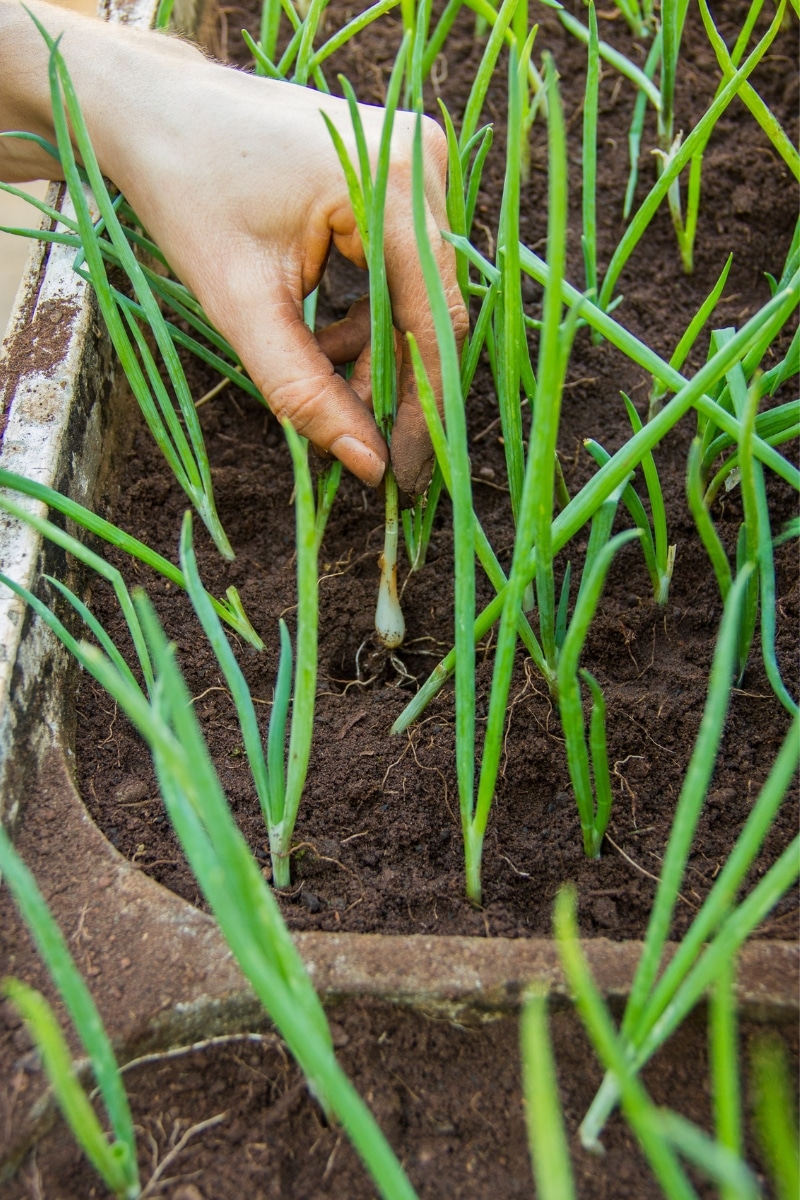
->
<box><xmin>208</xmin><ymin>278</ymin><xmax>388</xmax><ymax>487</ymax></box>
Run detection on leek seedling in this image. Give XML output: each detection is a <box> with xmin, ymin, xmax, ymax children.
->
<box><xmin>0</xmin><ymin>829</ymin><xmax>139</xmax><ymax>1199</ymax></box>
<box><xmin>579</xmin><ymin>576</ymin><xmax>800</xmax><ymax>1149</ymax></box>
<box><xmin>555</xmin><ymin>886</ymin><xmax>763</xmax><ymax>1200</ymax></box>
<box><xmin>179</xmin><ymin>422</ymin><xmax>319</xmax><ymax>888</ymax></box>
<box><xmin>520</xmin><ymin>987</ymin><xmax>576</xmax><ymax>1200</ymax></box>
<box><xmin>409</xmin><ymin>114</ymin><xmax>477</xmax><ymax>897</ymax></box>
<box><xmin>522</xmin><ymin>50</ymin><xmax>570</xmax><ymax>675</ymax></box>
<box><xmin>751</xmin><ymin>1035</ymin><xmax>800</xmax><ymax>1200</ymax></box>
<box><xmin>736</xmin><ymin>381</ymin><xmax>798</xmax><ymax>713</ymax></box>
<box><xmin>397</xmin><ymin>101</ymin><xmax>493</xmax><ymax>576</ymax></box>
<box><xmin>322</xmin><ymin>44</ymin><xmax>410</xmax><ymax>651</ymax></box>
<box><xmin>620</xmin><ymin>394</ymin><xmax>674</xmax><ymax>603</ymax></box>
<box><xmin>655</xmin><ymin>0</ymin><xmax>691</xmax><ymax>269</ymax></box>
<box><xmin>597</xmin><ymin>0</ymin><xmax>788</xmax><ymax>313</ymax></box>
<box><xmin>691</xmin><ymin>322</ymin><xmax>798</xmax><ymax>714</ymax></box>
<box><xmin>410</xmin><ymin>60</ymin><xmax>636</xmax><ymax>894</ymax></box>
<box><xmin>584</xmin><ymin>438</ymin><xmax>671</xmax><ymax>607</ymax></box>
<box><xmin>0</xmin><ymin>468</ymin><xmax>263</xmax><ymax>649</ymax></box>
<box><xmin>557</xmin><ymin>515</ymin><xmax>642</xmax><ymax>859</ymax></box>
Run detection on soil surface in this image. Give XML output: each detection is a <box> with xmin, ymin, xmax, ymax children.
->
<box><xmin>71</xmin><ymin>0</ymin><xmax>799</xmax><ymax>944</ymax></box>
<box><xmin>0</xmin><ymin>0</ymin><xmax>798</xmax><ymax>1197</ymax></box>
<box><xmin>3</xmin><ymin>996</ymin><xmax>797</xmax><ymax>1200</ymax></box>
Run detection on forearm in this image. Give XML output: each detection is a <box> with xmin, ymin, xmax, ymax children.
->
<box><xmin>0</xmin><ymin>0</ymin><xmax>203</xmax><ymax>183</ymax></box>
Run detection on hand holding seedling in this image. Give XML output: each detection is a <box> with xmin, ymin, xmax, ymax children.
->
<box><xmin>0</xmin><ymin>0</ymin><xmax>466</xmax><ymax>494</ymax></box>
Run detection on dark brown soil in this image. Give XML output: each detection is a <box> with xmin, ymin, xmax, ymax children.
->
<box><xmin>71</xmin><ymin>0</ymin><xmax>799</xmax><ymax>944</ymax></box>
<box><xmin>1</xmin><ymin>0</ymin><xmax>798</xmax><ymax>1197</ymax></box>
<box><xmin>3</xmin><ymin>997</ymin><xmax>797</xmax><ymax>1200</ymax></box>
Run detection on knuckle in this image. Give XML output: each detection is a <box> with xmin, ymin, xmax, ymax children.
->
<box><xmin>449</xmin><ymin>300</ymin><xmax>470</xmax><ymax>345</ymax></box>
<box><xmin>268</xmin><ymin>378</ymin><xmax>328</xmax><ymax>441</ymax></box>
<box><xmin>422</xmin><ymin>117</ymin><xmax>448</xmax><ymax>181</ymax></box>
<box><xmin>421</xmin><ymin>115</ymin><xmax>446</xmax><ymax>154</ymax></box>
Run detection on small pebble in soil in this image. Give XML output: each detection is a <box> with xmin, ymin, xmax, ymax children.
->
<box><xmin>12</xmin><ymin>1025</ymin><xmax>34</xmax><ymax>1053</ymax></box>
<box><xmin>328</xmin><ymin>1021</ymin><xmax>350</xmax><ymax>1048</ymax></box>
<box><xmin>590</xmin><ymin>896</ymin><xmax>619</xmax><ymax>929</ymax></box>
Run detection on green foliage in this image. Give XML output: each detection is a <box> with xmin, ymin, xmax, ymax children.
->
<box><xmin>556</xmin><ymin>886</ymin><xmax>763</xmax><ymax>1200</ymax></box>
<box><xmin>520</xmin><ymin>987</ymin><xmax>576</xmax><ymax>1200</ymax></box>
<box><xmin>0</xmin><ymin>831</ymin><xmax>139</xmax><ymax>1198</ymax></box>
<box><xmin>2</xmin><ymin>3</ymin><xmax>798</xmax><ymax>1188</ymax></box>
<box><xmin>751</xmin><ymin>1034</ymin><xmax>800</xmax><ymax>1200</ymax></box>
<box><xmin>20</xmin><ymin>12</ymin><xmax>236</xmax><ymax>559</ymax></box>
<box><xmin>0</xmin><ymin>468</ymin><xmax>262</xmax><ymax>649</ymax></box>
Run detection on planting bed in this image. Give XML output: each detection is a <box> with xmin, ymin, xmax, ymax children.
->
<box><xmin>0</xmin><ymin>0</ymin><xmax>797</xmax><ymax>1196</ymax></box>
<box><xmin>77</xmin><ymin>0</ymin><xmax>799</xmax><ymax>942</ymax></box>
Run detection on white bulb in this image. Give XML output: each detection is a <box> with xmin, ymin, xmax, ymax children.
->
<box><xmin>375</xmin><ymin>552</ymin><xmax>405</xmax><ymax>648</ymax></box>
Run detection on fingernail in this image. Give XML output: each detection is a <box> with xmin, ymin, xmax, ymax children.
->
<box><xmin>330</xmin><ymin>435</ymin><xmax>386</xmax><ymax>487</ymax></box>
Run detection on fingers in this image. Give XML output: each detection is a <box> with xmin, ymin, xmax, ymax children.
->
<box><xmin>317</xmin><ymin>118</ymin><xmax>467</xmax><ymax>495</ymax></box>
<box><xmin>392</xmin><ymin>338</ymin><xmax>437</xmax><ymax>494</ymax></box>
<box><xmin>382</xmin><ymin>117</ymin><xmax>469</xmax><ymax>494</ymax></box>
<box><xmin>315</xmin><ymin>296</ymin><xmax>371</xmax><ymax>364</ymax></box>
<box><xmin>204</xmin><ymin>270</ymin><xmax>388</xmax><ymax>487</ymax></box>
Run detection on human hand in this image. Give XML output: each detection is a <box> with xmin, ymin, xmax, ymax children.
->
<box><xmin>111</xmin><ymin>66</ymin><xmax>468</xmax><ymax>494</ymax></box>
<box><xmin>0</xmin><ymin>2</ymin><xmax>467</xmax><ymax>493</ymax></box>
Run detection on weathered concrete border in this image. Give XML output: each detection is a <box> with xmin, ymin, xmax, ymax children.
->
<box><xmin>0</xmin><ymin>0</ymin><xmax>171</xmax><ymax>834</ymax></box>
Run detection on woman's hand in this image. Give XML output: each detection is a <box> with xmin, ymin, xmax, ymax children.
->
<box><xmin>0</xmin><ymin>0</ymin><xmax>468</xmax><ymax>493</ymax></box>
